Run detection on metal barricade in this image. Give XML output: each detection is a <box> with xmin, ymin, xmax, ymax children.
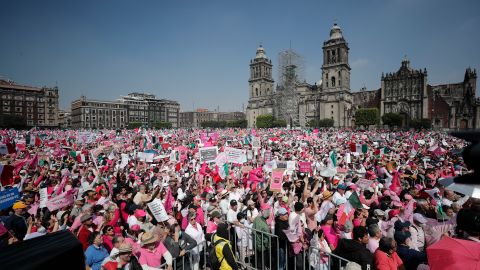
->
<box><xmin>157</xmin><ymin>240</ymin><xmax>208</xmax><ymax>270</ymax></box>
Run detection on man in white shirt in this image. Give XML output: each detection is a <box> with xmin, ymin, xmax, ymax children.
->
<box><xmin>410</xmin><ymin>213</ymin><xmax>427</xmax><ymax>251</ymax></box>
<box><xmin>218</xmin><ymin>190</ymin><xmax>230</xmax><ymax>215</ymax></box>
<box><xmin>227</xmin><ymin>200</ymin><xmax>241</xmax><ymax>226</ymax></box>
<box><xmin>289</xmin><ymin>201</ymin><xmax>307</xmax><ymax>228</ymax></box>
<box><xmin>332</xmin><ymin>184</ymin><xmax>347</xmax><ymax>206</ymax></box>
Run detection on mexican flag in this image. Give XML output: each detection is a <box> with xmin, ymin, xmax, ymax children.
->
<box><xmin>320</xmin><ymin>150</ymin><xmax>337</xmax><ymax>177</ymax></box>
<box><xmin>218</xmin><ymin>163</ymin><xmax>229</xmax><ymax>180</ymax></box>
<box><xmin>337</xmin><ymin>192</ymin><xmax>362</xmax><ymax>225</ymax></box>
<box><xmin>349</xmin><ymin>143</ymin><xmax>367</xmax><ymax>154</ymax></box>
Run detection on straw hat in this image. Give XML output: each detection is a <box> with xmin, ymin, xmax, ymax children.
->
<box><xmin>117</xmin><ymin>243</ymin><xmax>133</xmax><ymax>253</ymax></box>
<box><xmin>322</xmin><ymin>190</ymin><xmax>334</xmax><ymax>200</ymax></box>
<box><xmin>140</xmin><ymin>232</ymin><xmax>158</xmax><ymax>246</ymax></box>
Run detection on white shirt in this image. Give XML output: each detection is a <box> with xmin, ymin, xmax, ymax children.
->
<box><xmin>219</xmin><ymin>199</ymin><xmax>229</xmax><ymax>215</ymax></box>
<box><xmin>332</xmin><ymin>191</ymin><xmax>347</xmax><ymax>206</ymax></box>
<box><xmin>227</xmin><ymin>208</ymin><xmax>239</xmax><ymax>223</ymax></box>
<box><xmin>185</xmin><ymin>222</ymin><xmax>205</xmax><ymax>252</ymax></box>
<box><xmin>316</xmin><ymin>200</ymin><xmax>335</xmax><ymax>223</ymax></box>
<box><xmin>127</xmin><ymin>215</ymin><xmax>139</xmax><ymax>228</ymax></box>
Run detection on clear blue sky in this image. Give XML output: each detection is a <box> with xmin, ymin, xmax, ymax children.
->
<box><xmin>1</xmin><ymin>0</ymin><xmax>479</xmax><ymax>112</ymax></box>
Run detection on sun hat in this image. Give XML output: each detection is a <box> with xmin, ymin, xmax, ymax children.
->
<box><xmin>322</xmin><ymin>190</ymin><xmax>334</xmax><ymax>200</ymax></box>
<box><xmin>80</xmin><ymin>214</ymin><xmax>92</xmax><ymax>223</ymax></box>
<box><xmin>374</xmin><ymin>209</ymin><xmax>386</xmax><ymax>217</ymax></box>
<box><xmin>210</xmin><ymin>211</ymin><xmax>222</xmax><ymax>219</ymax></box>
<box><xmin>117</xmin><ymin>243</ymin><xmax>133</xmax><ymax>254</ymax></box>
<box><xmin>140</xmin><ymin>232</ymin><xmax>158</xmax><ymax>246</ymax></box>
<box><xmin>130</xmin><ymin>224</ymin><xmax>141</xmax><ymax>231</ymax></box>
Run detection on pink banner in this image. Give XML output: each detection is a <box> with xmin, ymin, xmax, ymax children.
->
<box><xmin>270</xmin><ymin>169</ymin><xmax>284</xmax><ymax>192</ymax></box>
<box><xmin>46</xmin><ymin>191</ymin><xmax>74</xmax><ymax>211</ymax></box>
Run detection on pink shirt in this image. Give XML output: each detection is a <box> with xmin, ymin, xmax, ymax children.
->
<box><xmin>206</xmin><ymin>220</ymin><xmax>218</xmax><ymax>234</ymax></box>
<box><xmin>304</xmin><ymin>206</ymin><xmax>318</xmax><ymax>231</ymax></box>
<box><xmin>138</xmin><ymin>242</ymin><xmax>168</xmax><ymax>268</ymax></box>
<box><xmin>321</xmin><ymin>225</ymin><xmax>339</xmax><ymax>249</ymax></box>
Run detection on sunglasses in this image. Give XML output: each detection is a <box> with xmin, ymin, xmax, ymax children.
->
<box><xmin>107</xmin><ymin>227</ymin><xmax>113</xmax><ymax>231</ymax></box>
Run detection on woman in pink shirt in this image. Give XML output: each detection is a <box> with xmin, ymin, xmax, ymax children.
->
<box><xmin>137</xmin><ymin>231</ymin><xmax>173</xmax><ymax>270</ymax></box>
<box><xmin>320</xmin><ymin>214</ymin><xmax>339</xmax><ymax>250</ymax></box>
<box><xmin>305</xmin><ymin>197</ymin><xmax>319</xmax><ymax>231</ymax></box>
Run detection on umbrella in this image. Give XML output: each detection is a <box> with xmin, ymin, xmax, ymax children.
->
<box><xmin>439</xmin><ymin>176</ymin><xmax>480</xmax><ymax>199</ymax></box>
<box><xmin>427</xmin><ymin>237</ymin><xmax>480</xmax><ymax>270</ymax></box>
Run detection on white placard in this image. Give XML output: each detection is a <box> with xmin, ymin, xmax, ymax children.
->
<box><xmin>137</xmin><ymin>152</ymin><xmax>154</xmax><ymax>162</ymax></box>
<box><xmin>224</xmin><ymin>147</ymin><xmax>247</xmax><ymax>164</ymax></box>
<box><xmin>39</xmin><ymin>188</ymin><xmax>48</xmax><ymax>208</ymax></box>
<box><xmin>199</xmin><ymin>146</ymin><xmax>218</xmax><ymax>163</ymax></box>
<box><xmin>147</xmin><ymin>198</ymin><xmax>169</xmax><ymax>222</ymax></box>
<box><xmin>120</xmin><ymin>154</ymin><xmax>129</xmax><ymax>169</ymax></box>
<box><xmin>286</xmin><ymin>161</ymin><xmax>296</xmax><ymax>172</ymax></box>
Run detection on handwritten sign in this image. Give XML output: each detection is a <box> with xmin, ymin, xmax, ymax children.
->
<box><xmin>356</xmin><ymin>179</ymin><xmax>373</xmax><ymax>190</ymax></box>
<box><xmin>224</xmin><ymin>147</ymin><xmax>246</xmax><ymax>164</ymax></box>
<box><xmin>46</xmin><ymin>192</ymin><xmax>74</xmax><ymax>211</ymax></box>
<box><xmin>39</xmin><ymin>188</ymin><xmax>48</xmax><ymax>208</ymax></box>
<box><xmin>264</xmin><ymin>150</ymin><xmax>272</xmax><ymax>162</ymax></box>
<box><xmin>199</xmin><ymin>146</ymin><xmax>218</xmax><ymax>163</ymax></box>
<box><xmin>299</xmin><ymin>162</ymin><xmax>312</xmax><ymax>173</ymax></box>
<box><xmin>252</xmin><ymin>137</ymin><xmax>261</xmax><ymax>149</ymax></box>
<box><xmin>147</xmin><ymin>198</ymin><xmax>169</xmax><ymax>222</ymax></box>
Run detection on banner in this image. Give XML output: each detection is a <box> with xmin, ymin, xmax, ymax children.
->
<box><xmin>277</xmin><ymin>161</ymin><xmax>287</xmax><ymax>169</ymax></box>
<box><xmin>299</xmin><ymin>162</ymin><xmax>312</xmax><ymax>173</ymax></box>
<box><xmin>76</xmin><ymin>132</ymin><xmax>95</xmax><ymax>145</ymax></box>
<box><xmin>199</xmin><ymin>146</ymin><xmax>218</xmax><ymax>163</ymax></box>
<box><xmin>137</xmin><ymin>152</ymin><xmax>154</xmax><ymax>162</ymax></box>
<box><xmin>270</xmin><ymin>169</ymin><xmax>284</xmax><ymax>192</ymax></box>
<box><xmin>120</xmin><ymin>154</ymin><xmax>129</xmax><ymax>169</ymax></box>
<box><xmin>224</xmin><ymin>147</ymin><xmax>247</xmax><ymax>164</ymax></box>
<box><xmin>0</xmin><ymin>188</ymin><xmax>20</xmax><ymax>210</ymax></box>
<box><xmin>264</xmin><ymin>150</ymin><xmax>272</xmax><ymax>162</ymax></box>
<box><xmin>46</xmin><ymin>192</ymin><xmax>74</xmax><ymax>211</ymax></box>
<box><xmin>147</xmin><ymin>198</ymin><xmax>169</xmax><ymax>222</ymax></box>
<box><xmin>287</xmin><ymin>161</ymin><xmax>296</xmax><ymax>172</ymax></box>
<box><xmin>356</xmin><ymin>179</ymin><xmax>373</xmax><ymax>190</ymax></box>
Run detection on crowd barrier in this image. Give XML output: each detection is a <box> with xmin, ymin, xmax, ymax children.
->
<box><xmin>156</xmin><ymin>223</ymin><xmax>350</xmax><ymax>270</ymax></box>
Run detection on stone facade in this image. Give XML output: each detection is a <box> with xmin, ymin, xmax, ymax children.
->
<box><xmin>355</xmin><ymin>59</ymin><xmax>478</xmax><ymax>129</ymax></box>
<box><xmin>246</xmin><ymin>23</ymin><xmax>354</xmax><ymax>128</ymax></box>
<box><xmin>0</xmin><ymin>80</ymin><xmax>59</xmax><ymax>127</ymax></box>
<box><xmin>180</xmin><ymin>109</ymin><xmax>245</xmax><ymax>128</ymax></box>
<box><xmin>71</xmin><ymin>96</ymin><xmax>128</xmax><ymax>129</ymax></box>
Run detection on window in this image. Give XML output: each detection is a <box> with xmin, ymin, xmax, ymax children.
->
<box><xmin>331</xmin><ymin>76</ymin><xmax>336</xmax><ymax>87</ymax></box>
<box><xmin>255</xmin><ymin>88</ymin><xmax>258</xmax><ymax>96</ymax></box>
<box><xmin>15</xmin><ymin>107</ymin><xmax>22</xmax><ymax>112</ymax></box>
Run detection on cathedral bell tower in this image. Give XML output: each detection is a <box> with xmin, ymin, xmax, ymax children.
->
<box><xmin>321</xmin><ymin>23</ymin><xmax>351</xmax><ymax>92</ymax></box>
<box><xmin>246</xmin><ymin>45</ymin><xmax>274</xmax><ymax>128</ymax></box>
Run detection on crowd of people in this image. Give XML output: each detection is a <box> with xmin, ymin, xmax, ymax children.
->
<box><xmin>0</xmin><ymin>127</ymin><xmax>478</xmax><ymax>270</ymax></box>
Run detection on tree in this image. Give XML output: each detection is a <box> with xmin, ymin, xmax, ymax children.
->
<box><xmin>410</xmin><ymin>118</ymin><xmax>431</xmax><ymax>130</ymax></box>
<box><xmin>200</xmin><ymin>121</ymin><xmax>227</xmax><ymax>128</ymax></box>
<box><xmin>272</xmin><ymin>119</ymin><xmax>287</xmax><ymax>127</ymax></box>
<box><xmin>382</xmin><ymin>113</ymin><xmax>403</xmax><ymax>127</ymax></box>
<box><xmin>226</xmin><ymin>119</ymin><xmax>247</xmax><ymax>128</ymax></box>
<box><xmin>307</xmin><ymin>118</ymin><xmax>334</xmax><ymax>128</ymax></box>
<box><xmin>127</xmin><ymin>122</ymin><xmax>143</xmax><ymax>129</ymax></box>
<box><xmin>152</xmin><ymin>122</ymin><xmax>172</xmax><ymax>129</ymax></box>
<box><xmin>256</xmin><ymin>114</ymin><xmax>274</xmax><ymax>128</ymax></box>
<box><xmin>355</xmin><ymin>108</ymin><xmax>380</xmax><ymax>127</ymax></box>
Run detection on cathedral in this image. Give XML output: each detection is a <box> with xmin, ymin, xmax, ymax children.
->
<box><xmin>246</xmin><ymin>23</ymin><xmax>354</xmax><ymax>128</ymax></box>
<box><xmin>246</xmin><ymin>23</ymin><xmax>479</xmax><ymax>129</ymax></box>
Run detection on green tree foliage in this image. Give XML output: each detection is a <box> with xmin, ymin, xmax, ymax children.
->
<box><xmin>152</xmin><ymin>122</ymin><xmax>172</xmax><ymax>129</ymax></box>
<box><xmin>382</xmin><ymin>113</ymin><xmax>403</xmax><ymax>127</ymax></box>
<box><xmin>256</xmin><ymin>114</ymin><xmax>274</xmax><ymax>128</ymax></box>
<box><xmin>127</xmin><ymin>122</ymin><xmax>143</xmax><ymax>129</ymax></box>
<box><xmin>307</xmin><ymin>118</ymin><xmax>334</xmax><ymax>128</ymax></box>
<box><xmin>355</xmin><ymin>108</ymin><xmax>380</xmax><ymax>127</ymax></box>
<box><xmin>0</xmin><ymin>115</ymin><xmax>27</xmax><ymax>129</ymax></box>
<box><xmin>272</xmin><ymin>119</ymin><xmax>287</xmax><ymax>127</ymax></box>
<box><xmin>410</xmin><ymin>118</ymin><xmax>432</xmax><ymax>130</ymax></box>
<box><xmin>226</xmin><ymin>119</ymin><xmax>247</xmax><ymax>128</ymax></box>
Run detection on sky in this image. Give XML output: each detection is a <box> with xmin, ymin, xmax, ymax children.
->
<box><xmin>1</xmin><ymin>0</ymin><xmax>479</xmax><ymax>112</ymax></box>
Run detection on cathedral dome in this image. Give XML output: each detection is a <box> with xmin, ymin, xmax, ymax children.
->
<box><xmin>329</xmin><ymin>23</ymin><xmax>343</xmax><ymax>40</ymax></box>
<box><xmin>255</xmin><ymin>45</ymin><xmax>267</xmax><ymax>59</ymax></box>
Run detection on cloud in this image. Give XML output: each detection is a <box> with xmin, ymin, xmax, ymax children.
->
<box><xmin>351</xmin><ymin>58</ymin><xmax>370</xmax><ymax>68</ymax></box>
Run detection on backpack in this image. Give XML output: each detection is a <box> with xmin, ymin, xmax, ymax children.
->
<box><xmin>209</xmin><ymin>235</ymin><xmax>226</xmax><ymax>270</ymax></box>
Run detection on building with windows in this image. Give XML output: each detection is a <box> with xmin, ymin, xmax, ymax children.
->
<box><xmin>179</xmin><ymin>109</ymin><xmax>245</xmax><ymax>128</ymax></box>
<box><xmin>71</xmin><ymin>93</ymin><xmax>180</xmax><ymax>129</ymax></box>
<box><xmin>71</xmin><ymin>96</ymin><xmax>128</xmax><ymax>129</ymax></box>
<box><xmin>0</xmin><ymin>79</ymin><xmax>59</xmax><ymax>127</ymax></box>
<box><xmin>58</xmin><ymin>109</ymin><xmax>72</xmax><ymax>128</ymax></box>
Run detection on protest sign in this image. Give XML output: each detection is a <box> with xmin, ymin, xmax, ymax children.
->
<box><xmin>247</xmin><ymin>150</ymin><xmax>253</xmax><ymax>161</ymax></box>
<box><xmin>39</xmin><ymin>188</ymin><xmax>48</xmax><ymax>208</ymax></box>
<box><xmin>356</xmin><ymin>179</ymin><xmax>373</xmax><ymax>190</ymax></box>
<box><xmin>120</xmin><ymin>154</ymin><xmax>129</xmax><ymax>168</ymax></box>
<box><xmin>137</xmin><ymin>152</ymin><xmax>154</xmax><ymax>162</ymax></box>
<box><xmin>199</xmin><ymin>146</ymin><xmax>218</xmax><ymax>163</ymax></box>
<box><xmin>286</xmin><ymin>161</ymin><xmax>296</xmax><ymax>172</ymax></box>
<box><xmin>147</xmin><ymin>198</ymin><xmax>169</xmax><ymax>222</ymax></box>
<box><xmin>224</xmin><ymin>147</ymin><xmax>247</xmax><ymax>164</ymax></box>
<box><xmin>264</xmin><ymin>150</ymin><xmax>272</xmax><ymax>162</ymax></box>
<box><xmin>277</xmin><ymin>161</ymin><xmax>287</xmax><ymax>169</ymax></box>
<box><xmin>270</xmin><ymin>169</ymin><xmax>284</xmax><ymax>192</ymax></box>
<box><xmin>242</xmin><ymin>166</ymin><xmax>253</xmax><ymax>174</ymax></box>
<box><xmin>77</xmin><ymin>132</ymin><xmax>95</xmax><ymax>145</ymax></box>
<box><xmin>252</xmin><ymin>137</ymin><xmax>261</xmax><ymax>149</ymax></box>
<box><xmin>0</xmin><ymin>188</ymin><xmax>20</xmax><ymax>210</ymax></box>
<box><xmin>46</xmin><ymin>192</ymin><xmax>74</xmax><ymax>212</ymax></box>
<box><xmin>299</xmin><ymin>161</ymin><xmax>312</xmax><ymax>173</ymax></box>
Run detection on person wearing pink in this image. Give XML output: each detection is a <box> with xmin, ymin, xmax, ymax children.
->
<box><xmin>374</xmin><ymin>237</ymin><xmax>405</xmax><ymax>270</ymax></box>
<box><xmin>206</xmin><ymin>210</ymin><xmax>222</xmax><ymax>234</ymax></box>
<box><xmin>305</xmin><ymin>197</ymin><xmax>319</xmax><ymax>231</ymax></box>
<box><xmin>101</xmin><ymin>225</ymin><xmax>115</xmax><ymax>252</ymax></box>
<box><xmin>137</xmin><ymin>232</ymin><xmax>173</xmax><ymax>270</ymax></box>
<box><xmin>320</xmin><ymin>214</ymin><xmax>339</xmax><ymax>250</ymax></box>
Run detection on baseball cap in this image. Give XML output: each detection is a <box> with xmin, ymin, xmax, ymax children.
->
<box><xmin>277</xmin><ymin>207</ymin><xmax>288</xmax><ymax>216</ymax></box>
<box><xmin>12</xmin><ymin>201</ymin><xmax>26</xmax><ymax>210</ymax></box>
<box><xmin>230</xmin><ymin>200</ymin><xmax>238</xmax><ymax>206</ymax></box>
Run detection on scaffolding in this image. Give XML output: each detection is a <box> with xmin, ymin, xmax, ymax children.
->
<box><xmin>275</xmin><ymin>49</ymin><xmax>305</xmax><ymax>127</ymax></box>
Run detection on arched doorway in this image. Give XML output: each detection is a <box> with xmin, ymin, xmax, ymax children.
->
<box><xmin>460</xmin><ymin>119</ymin><xmax>468</xmax><ymax>129</ymax></box>
<box><xmin>400</xmin><ymin>113</ymin><xmax>409</xmax><ymax>128</ymax></box>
